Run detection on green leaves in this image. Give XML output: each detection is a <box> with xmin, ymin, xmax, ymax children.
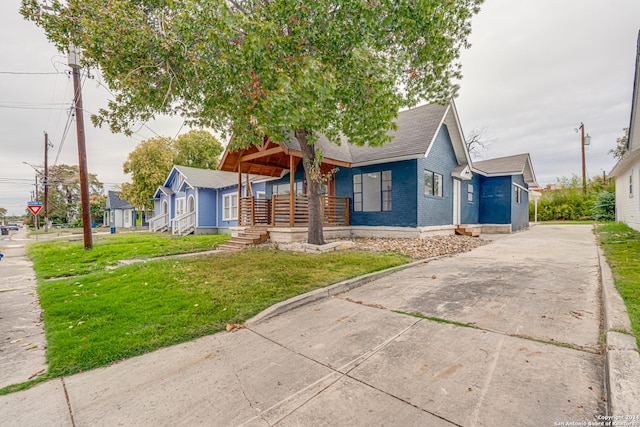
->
<box><xmin>21</xmin><ymin>0</ymin><xmax>482</xmax><ymax>146</ymax></box>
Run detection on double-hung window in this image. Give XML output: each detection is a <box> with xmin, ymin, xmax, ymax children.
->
<box><xmin>353</xmin><ymin>171</ymin><xmax>392</xmax><ymax>212</ymax></box>
<box><xmin>223</xmin><ymin>193</ymin><xmax>238</xmax><ymax>220</ymax></box>
<box><xmin>515</xmin><ymin>187</ymin><xmax>522</xmax><ymax>203</ymax></box>
<box><xmin>630</xmin><ymin>172</ymin><xmax>634</xmax><ymax>198</ymax></box>
<box><xmin>467</xmin><ymin>184</ymin><xmax>474</xmax><ymax>202</ymax></box>
<box><xmin>424</xmin><ymin>170</ymin><xmax>443</xmax><ymax>197</ymax></box>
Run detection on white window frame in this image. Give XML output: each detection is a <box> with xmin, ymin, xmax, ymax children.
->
<box><xmin>176</xmin><ymin>197</ymin><xmax>185</xmax><ymax>216</ymax></box>
<box><xmin>223</xmin><ymin>193</ymin><xmax>238</xmax><ymax>221</ymax></box>
<box><xmin>629</xmin><ymin>171</ymin><xmax>634</xmax><ymax>198</ymax></box>
<box><xmin>467</xmin><ymin>183</ymin><xmax>474</xmax><ymax>203</ymax></box>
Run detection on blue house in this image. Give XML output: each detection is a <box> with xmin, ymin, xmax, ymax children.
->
<box><xmin>149</xmin><ymin>165</ymin><xmax>267</xmax><ymax>235</ymax></box>
<box><xmin>217</xmin><ymin>101</ymin><xmax>538</xmax><ymax>242</ymax></box>
<box><xmin>104</xmin><ymin>191</ymin><xmax>146</xmax><ymax>229</ymax></box>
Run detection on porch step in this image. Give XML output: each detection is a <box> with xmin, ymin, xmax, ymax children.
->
<box><xmin>455</xmin><ymin>225</ymin><xmax>481</xmax><ymax>237</ymax></box>
<box><xmin>219</xmin><ymin>227</ymin><xmax>270</xmax><ymax>252</ymax></box>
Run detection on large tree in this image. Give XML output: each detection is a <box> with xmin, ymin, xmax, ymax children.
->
<box><xmin>120</xmin><ymin>130</ymin><xmax>223</xmax><ymax>211</ymax></box>
<box><xmin>22</xmin><ymin>0</ymin><xmax>481</xmax><ymax>244</ymax></box>
<box><xmin>121</xmin><ymin>136</ymin><xmax>174</xmax><ymax>212</ymax></box>
<box><xmin>46</xmin><ymin>164</ymin><xmax>103</xmax><ymax>224</ymax></box>
<box><xmin>173</xmin><ymin>129</ymin><xmax>224</xmax><ymax>170</ymax></box>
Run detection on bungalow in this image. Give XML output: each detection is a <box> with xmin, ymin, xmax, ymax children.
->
<box><xmin>218</xmin><ymin>100</ymin><xmax>538</xmax><ymax>243</ymax></box>
<box><xmin>104</xmin><ymin>191</ymin><xmax>145</xmax><ymax>229</ymax></box>
<box><xmin>149</xmin><ymin>165</ymin><xmax>267</xmax><ymax>235</ymax></box>
<box><xmin>610</xmin><ymin>30</ymin><xmax>640</xmax><ymax>231</ymax></box>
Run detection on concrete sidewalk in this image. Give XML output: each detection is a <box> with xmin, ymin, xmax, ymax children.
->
<box><xmin>0</xmin><ymin>227</ymin><xmax>47</xmax><ymax>390</ymax></box>
<box><xmin>1</xmin><ymin>225</ymin><xmax>638</xmax><ymax>426</ymax></box>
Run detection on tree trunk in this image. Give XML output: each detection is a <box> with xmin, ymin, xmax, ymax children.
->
<box><xmin>295</xmin><ymin>129</ymin><xmax>325</xmax><ymax>245</ymax></box>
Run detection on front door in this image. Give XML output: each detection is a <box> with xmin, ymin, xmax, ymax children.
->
<box><xmin>453</xmin><ymin>179</ymin><xmax>461</xmax><ymax>226</ymax></box>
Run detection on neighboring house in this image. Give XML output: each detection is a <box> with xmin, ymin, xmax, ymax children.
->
<box><xmin>218</xmin><ymin>100</ymin><xmax>538</xmax><ymax>242</ymax></box>
<box><xmin>149</xmin><ymin>165</ymin><xmax>267</xmax><ymax>235</ymax></box>
<box><xmin>104</xmin><ymin>191</ymin><xmax>144</xmax><ymax>229</ymax></box>
<box><xmin>610</xmin><ymin>31</ymin><xmax>640</xmax><ymax>231</ymax></box>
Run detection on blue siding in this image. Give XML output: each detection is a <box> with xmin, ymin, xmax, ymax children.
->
<box><xmin>266</xmin><ymin>167</ymin><xmax>306</xmax><ymax>197</ymax></box>
<box><xmin>511</xmin><ymin>175</ymin><xmax>529</xmax><ymax>232</ymax></box>
<box><xmin>197</xmin><ymin>188</ymin><xmax>218</xmax><ymax>227</ymax></box>
<box><xmin>479</xmin><ymin>176</ymin><xmax>511</xmax><ymax>224</ymax></box>
<box><xmin>417</xmin><ymin>125</ymin><xmax>459</xmax><ymax>226</ymax></box>
<box><xmin>461</xmin><ymin>175</ymin><xmax>480</xmax><ymax>224</ymax></box>
<box><xmin>218</xmin><ymin>186</ymin><xmax>239</xmax><ymax>228</ymax></box>
<box><xmin>336</xmin><ymin>160</ymin><xmax>418</xmax><ymax>227</ymax></box>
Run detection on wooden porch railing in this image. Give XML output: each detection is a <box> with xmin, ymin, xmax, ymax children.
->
<box><xmin>239</xmin><ymin>197</ymin><xmax>272</xmax><ymax>226</ymax></box>
<box><xmin>240</xmin><ymin>195</ymin><xmax>350</xmax><ymax>227</ymax></box>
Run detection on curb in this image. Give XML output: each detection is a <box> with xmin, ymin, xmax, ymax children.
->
<box><xmin>597</xmin><ymin>247</ymin><xmax>640</xmax><ymax>415</ymax></box>
<box><xmin>246</xmin><ymin>257</ymin><xmax>436</xmax><ymax>326</ymax></box>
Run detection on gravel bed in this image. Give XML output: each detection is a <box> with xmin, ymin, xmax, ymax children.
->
<box><xmin>347</xmin><ymin>235</ymin><xmax>487</xmax><ymax>259</ymax></box>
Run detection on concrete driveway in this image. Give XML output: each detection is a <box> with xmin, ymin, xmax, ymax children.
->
<box><xmin>0</xmin><ymin>225</ymin><xmax>614</xmax><ymax>426</ymax></box>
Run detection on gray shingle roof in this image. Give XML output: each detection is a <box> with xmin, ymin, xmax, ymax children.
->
<box><xmin>473</xmin><ymin>153</ymin><xmax>538</xmax><ymax>187</ymax></box>
<box><xmin>107</xmin><ymin>191</ymin><xmax>132</xmax><ymax>210</ymax></box>
<box><xmin>281</xmin><ymin>103</ymin><xmax>449</xmax><ymax>165</ymax></box>
<box><xmin>173</xmin><ymin>165</ymin><xmax>238</xmax><ymax>189</ymax></box>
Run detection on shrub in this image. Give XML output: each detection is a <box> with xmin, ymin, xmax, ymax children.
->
<box><xmin>591</xmin><ymin>190</ymin><xmax>615</xmax><ymax>221</ymax></box>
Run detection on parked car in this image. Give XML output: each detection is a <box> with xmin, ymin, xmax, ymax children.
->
<box><xmin>6</xmin><ymin>224</ymin><xmax>19</xmax><ymax>231</ymax></box>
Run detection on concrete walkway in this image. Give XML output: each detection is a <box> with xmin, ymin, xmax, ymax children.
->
<box><xmin>0</xmin><ymin>227</ymin><xmax>47</xmax><ymax>389</ymax></box>
<box><xmin>1</xmin><ymin>225</ymin><xmax>638</xmax><ymax>426</ymax></box>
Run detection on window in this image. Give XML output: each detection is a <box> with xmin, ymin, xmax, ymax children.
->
<box><xmin>353</xmin><ymin>171</ymin><xmax>392</xmax><ymax>212</ymax></box>
<box><xmin>124</xmin><ymin>210</ymin><xmax>129</xmax><ymax>223</ymax></box>
<box><xmin>467</xmin><ymin>184</ymin><xmax>474</xmax><ymax>203</ymax></box>
<box><xmin>273</xmin><ymin>181</ymin><xmax>303</xmax><ymax>195</ymax></box>
<box><xmin>630</xmin><ymin>172</ymin><xmax>634</xmax><ymax>198</ymax></box>
<box><xmin>176</xmin><ymin>198</ymin><xmax>185</xmax><ymax>216</ymax></box>
<box><xmin>223</xmin><ymin>194</ymin><xmax>238</xmax><ymax>220</ymax></box>
<box><xmin>255</xmin><ymin>191</ymin><xmax>266</xmax><ymax>199</ymax></box>
<box><xmin>515</xmin><ymin>187</ymin><xmax>522</xmax><ymax>204</ymax></box>
<box><xmin>424</xmin><ymin>170</ymin><xmax>443</xmax><ymax>197</ymax></box>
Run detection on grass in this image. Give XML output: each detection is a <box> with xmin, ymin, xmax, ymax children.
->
<box><xmin>16</xmin><ymin>237</ymin><xmax>410</xmax><ymax>386</ymax></box>
<box><xmin>595</xmin><ymin>222</ymin><xmax>640</xmax><ymax>348</ymax></box>
<box><xmin>27</xmin><ymin>232</ymin><xmax>230</xmax><ymax>278</ymax></box>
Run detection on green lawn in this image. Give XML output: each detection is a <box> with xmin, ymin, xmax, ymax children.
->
<box><xmin>595</xmin><ymin>222</ymin><xmax>640</xmax><ymax>347</ymax></box>
<box><xmin>10</xmin><ymin>235</ymin><xmax>410</xmax><ymax>392</ymax></box>
<box><xmin>27</xmin><ymin>232</ymin><xmax>230</xmax><ymax>278</ymax></box>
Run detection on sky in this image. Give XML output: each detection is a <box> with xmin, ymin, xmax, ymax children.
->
<box><xmin>0</xmin><ymin>0</ymin><xmax>639</xmax><ymax>216</ymax></box>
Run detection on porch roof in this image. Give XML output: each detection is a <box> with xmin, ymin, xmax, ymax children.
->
<box><xmin>219</xmin><ymin>102</ymin><xmax>457</xmax><ymax>177</ymax></box>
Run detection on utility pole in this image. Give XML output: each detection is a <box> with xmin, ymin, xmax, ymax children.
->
<box><xmin>44</xmin><ymin>132</ymin><xmax>52</xmax><ymax>232</ymax></box>
<box><xmin>575</xmin><ymin>123</ymin><xmax>591</xmax><ymax>194</ymax></box>
<box><xmin>68</xmin><ymin>46</ymin><xmax>93</xmax><ymax>249</ymax></box>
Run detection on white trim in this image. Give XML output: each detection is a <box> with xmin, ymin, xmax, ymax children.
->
<box><xmin>222</xmin><ymin>193</ymin><xmax>238</xmax><ymax>221</ymax></box>
<box><xmin>512</xmin><ymin>182</ymin><xmax>530</xmax><ymax>192</ymax></box>
<box><xmin>352</xmin><ymin>154</ymin><xmax>422</xmax><ymax>168</ymax></box>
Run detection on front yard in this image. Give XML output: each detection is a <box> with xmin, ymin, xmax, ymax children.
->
<box><xmin>0</xmin><ymin>233</ymin><xmax>411</xmax><ymax>394</ymax></box>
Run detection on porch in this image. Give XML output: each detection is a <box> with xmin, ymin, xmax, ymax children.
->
<box><xmin>238</xmin><ymin>195</ymin><xmax>350</xmax><ymax>227</ymax></box>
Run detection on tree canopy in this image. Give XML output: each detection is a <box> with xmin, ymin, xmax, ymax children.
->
<box><xmin>120</xmin><ymin>130</ymin><xmax>224</xmax><ymax>211</ymax></box>
<box><xmin>608</xmin><ymin>127</ymin><xmax>629</xmax><ymax>160</ymax></box>
<box><xmin>22</xmin><ymin>0</ymin><xmax>482</xmax><ymax>243</ymax></box>
<box><xmin>45</xmin><ymin>164</ymin><xmax>104</xmax><ymax>224</ymax></box>
<box><xmin>121</xmin><ymin>136</ymin><xmax>174</xmax><ymax>212</ymax></box>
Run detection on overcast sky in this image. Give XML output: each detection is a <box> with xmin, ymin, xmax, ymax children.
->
<box><xmin>1</xmin><ymin>0</ymin><xmax>639</xmax><ymax>216</ymax></box>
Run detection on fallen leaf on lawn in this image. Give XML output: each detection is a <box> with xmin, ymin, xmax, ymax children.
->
<box><xmin>226</xmin><ymin>323</ymin><xmax>246</xmax><ymax>332</ymax></box>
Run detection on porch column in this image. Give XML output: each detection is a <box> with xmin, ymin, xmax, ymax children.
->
<box><xmin>289</xmin><ymin>154</ymin><xmax>295</xmax><ymax>227</ymax></box>
<box><xmin>237</xmin><ymin>162</ymin><xmax>242</xmax><ymax>224</ymax></box>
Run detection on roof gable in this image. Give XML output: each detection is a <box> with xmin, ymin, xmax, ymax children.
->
<box><xmin>219</xmin><ymin>100</ymin><xmax>471</xmax><ymax>175</ymax></box>
<box><xmin>106</xmin><ymin>191</ymin><xmax>132</xmax><ymax>210</ymax></box>
<box><xmin>472</xmin><ymin>153</ymin><xmax>538</xmax><ymax>187</ymax></box>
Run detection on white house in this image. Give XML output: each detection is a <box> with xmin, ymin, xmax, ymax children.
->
<box><xmin>610</xmin><ymin>31</ymin><xmax>640</xmax><ymax>231</ymax></box>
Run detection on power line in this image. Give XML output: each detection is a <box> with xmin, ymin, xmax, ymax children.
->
<box><xmin>0</xmin><ymin>71</ymin><xmax>62</xmax><ymax>75</ymax></box>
